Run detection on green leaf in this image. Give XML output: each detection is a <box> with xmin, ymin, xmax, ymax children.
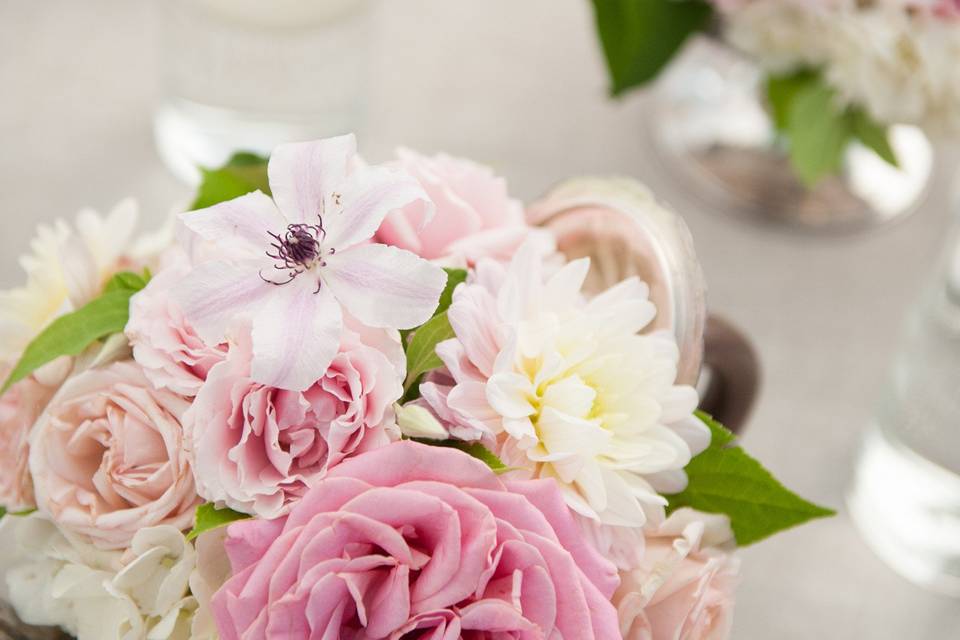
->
<box><xmin>187</xmin><ymin>503</ymin><xmax>252</xmax><ymax>541</ymax></box>
<box><xmin>787</xmin><ymin>82</ymin><xmax>853</xmax><ymax>187</ymax></box>
<box><xmin>1</xmin><ymin>288</ymin><xmax>139</xmax><ymax>393</ymax></box>
<box><xmin>765</xmin><ymin>69</ymin><xmax>819</xmax><ymax>132</ymax></box>
<box><xmin>437</xmin><ymin>268</ymin><xmax>467</xmax><ymax>315</ymax></box>
<box><xmin>850</xmin><ymin>108</ymin><xmax>899</xmax><ymax>168</ymax></box>
<box><xmin>401</xmin><ymin>268</ymin><xmax>466</xmax><ymax>351</ymax></box>
<box><xmin>191</xmin><ymin>152</ymin><xmax>270</xmax><ymax>210</ymax></box>
<box><xmin>666</xmin><ymin>412</ymin><xmax>835</xmax><ymax>546</ymax></box>
<box><xmin>0</xmin><ymin>507</ymin><xmax>38</xmax><ymax>520</ymax></box>
<box><xmin>402</xmin><ymin>312</ymin><xmax>455</xmax><ymax>400</ymax></box>
<box><xmin>103</xmin><ymin>269</ymin><xmax>151</xmax><ymax>294</ymax></box>
<box><xmin>413</xmin><ymin>439</ymin><xmax>509</xmax><ymax>473</ymax></box>
<box><xmin>591</xmin><ymin>0</ymin><xmax>713</xmax><ymax>96</ymax></box>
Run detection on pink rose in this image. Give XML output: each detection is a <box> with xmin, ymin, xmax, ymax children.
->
<box><xmin>126</xmin><ymin>253</ymin><xmax>226</xmax><ymax>396</ymax></box>
<box><xmin>0</xmin><ymin>374</ymin><xmax>54</xmax><ymax>511</ymax></box>
<box><xmin>376</xmin><ymin>149</ymin><xmax>542</xmax><ymax>265</ymax></box>
<box><xmin>615</xmin><ymin>509</ymin><xmax>740</xmax><ymax>640</ymax></box>
<box><xmin>184</xmin><ymin>323</ymin><xmax>404</xmax><ymax>519</ymax></box>
<box><xmin>28</xmin><ymin>361</ymin><xmax>199</xmax><ymax>549</ymax></box>
<box><xmin>211</xmin><ymin>441</ymin><xmax>621</xmax><ymax>639</ymax></box>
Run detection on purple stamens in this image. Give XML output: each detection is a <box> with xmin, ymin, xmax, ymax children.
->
<box><xmin>260</xmin><ymin>222</ymin><xmax>327</xmax><ymax>288</ymax></box>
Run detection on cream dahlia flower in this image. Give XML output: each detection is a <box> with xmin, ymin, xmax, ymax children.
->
<box><xmin>421</xmin><ymin>243</ymin><xmax>709</xmax><ymax>528</ymax></box>
<box><xmin>0</xmin><ymin>199</ymin><xmax>140</xmax><ymax>362</ymax></box>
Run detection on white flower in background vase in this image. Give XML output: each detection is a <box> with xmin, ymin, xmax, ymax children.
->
<box><xmin>421</xmin><ymin>242</ymin><xmax>709</xmax><ymax>529</ymax></box>
<box><xmin>0</xmin><ymin>199</ymin><xmax>139</xmax><ymax>362</ymax></box>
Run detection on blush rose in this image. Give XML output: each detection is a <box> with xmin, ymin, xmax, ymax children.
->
<box><xmin>184</xmin><ymin>323</ymin><xmax>404</xmax><ymax>519</ymax></box>
<box><xmin>615</xmin><ymin>509</ymin><xmax>740</xmax><ymax>640</ymax></box>
<box><xmin>375</xmin><ymin>149</ymin><xmax>543</xmax><ymax>265</ymax></box>
<box><xmin>210</xmin><ymin>441</ymin><xmax>621</xmax><ymax>639</ymax></box>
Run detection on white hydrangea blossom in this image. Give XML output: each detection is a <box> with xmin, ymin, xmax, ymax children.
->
<box><xmin>0</xmin><ymin>514</ymin><xmax>209</xmax><ymax>640</ymax></box>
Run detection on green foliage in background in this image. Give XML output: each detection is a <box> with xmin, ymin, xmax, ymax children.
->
<box><xmin>766</xmin><ymin>70</ymin><xmax>898</xmax><ymax>186</ymax></box>
<box><xmin>591</xmin><ymin>0</ymin><xmax>713</xmax><ymax>95</ymax></box>
<box><xmin>191</xmin><ymin>151</ymin><xmax>271</xmax><ymax>210</ymax></box>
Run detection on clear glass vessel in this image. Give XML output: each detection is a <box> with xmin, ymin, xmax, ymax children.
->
<box><xmin>848</xmin><ymin>227</ymin><xmax>960</xmax><ymax>596</ymax></box>
<box><xmin>646</xmin><ymin>37</ymin><xmax>935</xmax><ymax>235</ymax></box>
<box><xmin>153</xmin><ymin>0</ymin><xmax>373</xmax><ymax>183</ymax></box>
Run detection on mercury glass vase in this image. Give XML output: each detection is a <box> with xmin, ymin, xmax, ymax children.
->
<box><xmin>646</xmin><ymin>37</ymin><xmax>935</xmax><ymax>235</ymax></box>
<box><xmin>848</xmin><ymin>221</ymin><xmax>960</xmax><ymax>596</ymax></box>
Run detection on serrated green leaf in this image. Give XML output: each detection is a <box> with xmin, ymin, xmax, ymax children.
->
<box><xmin>850</xmin><ymin>108</ymin><xmax>899</xmax><ymax>168</ymax></box>
<box><xmin>413</xmin><ymin>439</ymin><xmax>509</xmax><ymax>473</ymax></box>
<box><xmin>787</xmin><ymin>82</ymin><xmax>854</xmax><ymax>187</ymax></box>
<box><xmin>666</xmin><ymin>412</ymin><xmax>835</xmax><ymax>545</ymax></box>
<box><xmin>191</xmin><ymin>152</ymin><xmax>270</xmax><ymax>210</ymax></box>
<box><xmin>765</xmin><ymin>69</ymin><xmax>819</xmax><ymax>132</ymax></box>
<box><xmin>1</xmin><ymin>288</ymin><xmax>138</xmax><ymax>393</ymax></box>
<box><xmin>402</xmin><ymin>312</ymin><xmax>455</xmax><ymax>400</ymax></box>
<box><xmin>592</xmin><ymin>0</ymin><xmax>713</xmax><ymax>96</ymax></box>
<box><xmin>187</xmin><ymin>503</ymin><xmax>252</xmax><ymax>541</ymax></box>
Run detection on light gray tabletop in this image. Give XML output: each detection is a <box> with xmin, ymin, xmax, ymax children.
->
<box><xmin>2</xmin><ymin>1</ymin><xmax>958</xmax><ymax>638</ymax></box>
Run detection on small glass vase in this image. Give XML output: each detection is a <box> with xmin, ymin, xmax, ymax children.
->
<box><xmin>848</xmin><ymin>221</ymin><xmax>960</xmax><ymax>596</ymax></box>
<box><xmin>153</xmin><ymin>0</ymin><xmax>373</xmax><ymax>184</ymax></box>
<box><xmin>646</xmin><ymin>37</ymin><xmax>935</xmax><ymax>235</ymax></box>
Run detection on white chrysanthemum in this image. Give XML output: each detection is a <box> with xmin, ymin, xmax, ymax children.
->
<box><xmin>0</xmin><ymin>514</ymin><xmax>203</xmax><ymax>640</ymax></box>
<box><xmin>0</xmin><ymin>199</ymin><xmax>139</xmax><ymax>362</ymax></box>
<box><xmin>720</xmin><ymin>0</ymin><xmax>960</xmax><ymax>133</ymax></box>
<box><xmin>825</xmin><ymin>10</ymin><xmax>960</xmax><ymax>133</ymax></box>
<box><xmin>422</xmin><ymin>243</ymin><xmax>709</xmax><ymax>528</ymax></box>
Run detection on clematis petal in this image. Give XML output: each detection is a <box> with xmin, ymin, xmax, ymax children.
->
<box><xmin>322</xmin><ymin>244</ymin><xmax>446</xmax><ymax>330</ymax></box>
<box><xmin>323</xmin><ymin>165</ymin><xmax>433</xmax><ymax>249</ymax></box>
<box><xmin>268</xmin><ymin>135</ymin><xmax>356</xmax><ymax>225</ymax></box>
<box><xmin>180</xmin><ymin>191</ymin><xmax>285</xmax><ymax>254</ymax></box>
<box><xmin>250</xmin><ymin>281</ymin><xmax>342</xmax><ymax>391</ymax></box>
<box><xmin>175</xmin><ymin>259</ymin><xmax>274</xmax><ymax>345</ymax></box>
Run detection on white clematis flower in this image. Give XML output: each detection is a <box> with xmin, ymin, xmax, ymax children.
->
<box><xmin>176</xmin><ymin>134</ymin><xmax>447</xmax><ymax>392</ymax></box>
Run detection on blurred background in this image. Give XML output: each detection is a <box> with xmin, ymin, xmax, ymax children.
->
<box><xmin>2</xmin><ymin>1</ymin><xmax>959</xmax><ymax>637</ymax></box>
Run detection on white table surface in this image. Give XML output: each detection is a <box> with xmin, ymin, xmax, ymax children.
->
<box><xmin>2</xmin><ymin>1</ymin><xmax>959</xmax><ymax>638</ymax></box>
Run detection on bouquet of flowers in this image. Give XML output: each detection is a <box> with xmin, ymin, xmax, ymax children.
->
<box><xmin>592</xmin><ymin>0</ymin><xmax>960</xmax><ymax>184</ymax></box>
<box><xmin>0</xmin><ymin>135</ymin><xmax>831</xmax><ymax>639</ymax></box>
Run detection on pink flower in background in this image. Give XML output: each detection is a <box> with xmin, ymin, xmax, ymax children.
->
<box><xmin>615</xmin><ymin>509</ymin><xmax>740</xmax><ymax>640</ymax></box>
<box><xmin>28</xmin><ymin>361</ymin><xmax>199</xmax><ymax>549</ymax></box>
<box><xmin>375</xmin><ymin>149</ymin><xmax>541</xmax><ymax>265</ymax></box>
<box><xmin>184</xmin><ymin>321</ymin><xmax>405</xmax><ymax>519</ymax></box>
<box><xmin>126</xmin><ymin>256</ymin><xmax>227</xmax><ymax>397</ymax></box>
<box><xmin>210</xmin><ymin>441</ymin><xmax>621</xmax><ymax>639</ymax></box>
<box><xmin>0</xmin><ymin>373</ymin><xmax>54</xmax><ymax>511</ymax></box>
<box><xmin>176</xmin><ymin>134</ymin><xmax>447</xmax><ymax>391</ymax></box>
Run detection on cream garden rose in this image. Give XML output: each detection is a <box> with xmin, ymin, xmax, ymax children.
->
<box><xmin>29</xmin><ymin>361</ymin><xmax>199</xmax><ymax>549</ymax></box>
